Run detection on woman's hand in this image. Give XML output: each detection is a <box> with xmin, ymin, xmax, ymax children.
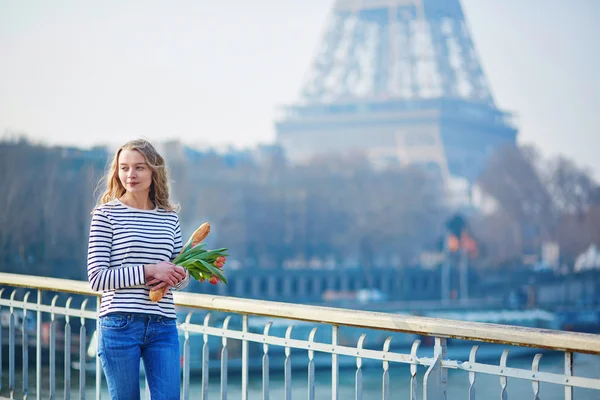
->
<box><xmin>144</xmin><ymin>261</ymin><xmax>186</xmax><ymax>289</ymax></box>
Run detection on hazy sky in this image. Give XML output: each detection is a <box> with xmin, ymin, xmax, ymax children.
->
<box><xmin>1</xmin><ymin>0</ymin><xmax>599</xmax><ymax>176</ymax></box>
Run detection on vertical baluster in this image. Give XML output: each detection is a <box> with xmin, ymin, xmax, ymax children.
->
<box><xmin>202</xmin><ymin>314</ymin><xmax>211</xmax><ymax>400</ymax></box>
<box><xmin>409</xmin><ymin>340</ymin><xmax>420</xmax><ymax>400</ymax></box>
<box><xmin>468</xmin><ymin>346</ymin><xmax>479</xmax><ymax>400</ymax></box>
<box><xmin>221</xmin><ymin>316</ymin><xmax>232</xmax><ymax>400</ymax></box>
<box><xmin>381</xmin><ymin>337</ymin><xmax>393</xmax><ymax>400</ymax></box>
<box><xmin>36</xmin><ymin>290</ymin><xmax>42</xmax><ymax>400</ymax></box>
<box><xmin>50</xmin><ymin>319</ymin><xmax>56</xmax><ymax>399</ymax></box>
<box><xmin>332</xmin><ymin>325</ymin><xmax>339</xmax><ymax>400</ymax></box>
<box><xmin>23</xmin><ymin>291</ymin><xmax>31</xmax><ymax>399</ymax></box>
<box><xmin>284</xmin><ymin>326</ymin><xmax>294</xmax><ymax>400</ymax></box>
<box><xmin>9</xmin><ymin>290</ymin><xmax>17</xmax><ymax>399</ymax></box>
<box><xmin>564</xmin><ymin>352</ymin><xmax>573</xmax><ymax>400</ymax></box>
<box><xmin>64</xmin><ymin>297</ymin><xmax>73</xmax><ymax>400</ymax></box>
<box><xmin>354</xmin><ymin>334</ymin><xmax>366</xmax><ymax>400</ymax></box>
<box><xmin>423</xmin><ymin>354</ymin><xmax>442</xmax><ymax>400</ymax></box>
<box><xmin>182</xmin><ymin>312</ymin><xmax>193</xmax><ymax>400</ymax></box>
<box><xmin>423</xmin><ymin>337</ymin><xmax>447</xmax><ymax>400</ymax></box>
<box><xmin>531</xmin><ymin>354</ymin><xmax>542</xmax><ymax>400</ymax></box>
<box><xmin>0</xmin><ymin>289</ymin><xmax>4</xmax><ymax>394</ymax></box>
<box><xmin>262</xmin><ymin>322</ymin><xmax>272</xmax><ymax>400</ymax></box>
<box><xmin>79</xmin><ymin>299</ymin><xmax>88</xmax><ymax>400</ymax></box>
<box><xmin>307</xmin><ymin>328</ymin><xmax>318</xmax><ymax>400</ymax></box>
<box><xmin>499</xmin><ymin>349</ymin><xmax>509</xmax><ymax>400</ymax></box>
<box><xmin>435</xmin><ymin>337</ymin><xmax>446</xmax><ymax>391</ymax></box>
<box><xmin>49</xmin><ymin>295</ymin><xmax>59</xmax><ymax>400</ymax></box>
<box><xmin>95</xmin><ymin>297</ymin><xmax>101</xmax><ymax>400</ymax></box>
<box><xmin>242</xmin><ymin>315</ymin><xmax>248</xmax><ymax>400</ymax></box>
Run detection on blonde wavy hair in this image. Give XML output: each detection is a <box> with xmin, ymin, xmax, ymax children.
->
<box><xmin>95</xmin><ymin>139</ymin><xmax>178</xmax><ymax>212</ymax></box>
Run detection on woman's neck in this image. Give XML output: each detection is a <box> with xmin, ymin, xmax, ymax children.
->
<box><xmin>119</xmin><ymin>193</ymin><xmax>154</xmax><ymax>210</ymax></box>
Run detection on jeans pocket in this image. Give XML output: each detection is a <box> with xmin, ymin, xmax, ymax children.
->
<box><xmin>160</xmin><ymin>317</ymin><xmax>177</xmax><ymax>327</ymax></box>
<box><xmin>100</xmin><ymin>314</ymin><xmax>129</xmax><ymax>330</ymax></box>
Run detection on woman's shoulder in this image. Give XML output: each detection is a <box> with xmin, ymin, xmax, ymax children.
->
<box><xmin>92</xmin><ymin>199</ymin><xmax>121</xmax><ymax>216</ymax></box>
<box><xmin>156</xmin><ymin>206</ymin><xmax>180</xmax><ymax>223</ymax></box>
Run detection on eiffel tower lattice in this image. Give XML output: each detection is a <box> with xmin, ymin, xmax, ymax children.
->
<box><xmin>275</xmin><ymin>0</ymin><xmax>518</xmax><ymax>185</ymax></box>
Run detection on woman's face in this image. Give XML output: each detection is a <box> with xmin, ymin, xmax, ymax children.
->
<box><xmin>118</xmin><ymin>149</ymin><xmax>153</xmax><ymax>196</ymax></box>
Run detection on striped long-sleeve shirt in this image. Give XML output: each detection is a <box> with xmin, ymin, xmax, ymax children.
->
<box><xmin>87</xmin><ymin>199</ymin><xmax>190</xmax><ymax>318</ymax></box>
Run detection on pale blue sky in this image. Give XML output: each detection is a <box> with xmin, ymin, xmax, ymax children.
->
<box><xmin>1</xmin><ymin>0</ymin><xmax>598</xmax><ymax>176</ymax></box>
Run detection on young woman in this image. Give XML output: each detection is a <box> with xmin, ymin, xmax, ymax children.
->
<box><xmin>87</xmin><ymin>139</ymin><xmax>190</xmax><ymax>399</ymax></box>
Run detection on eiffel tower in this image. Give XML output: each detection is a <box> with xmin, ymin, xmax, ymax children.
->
<box><xmin>275</xmin><ymin>0</ymin><xmax>517</xmax><ymax>185</ymax></box>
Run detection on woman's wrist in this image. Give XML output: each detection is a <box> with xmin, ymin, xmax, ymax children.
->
<box><xmin>143</xmin><ymin>263</ymin><xmax>155</xmax><ymax>279</ymax></box>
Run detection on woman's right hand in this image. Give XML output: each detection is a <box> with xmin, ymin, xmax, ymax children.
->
<box><xmin>144</xmin><ymin>261</ymin><xmax>186</xmax><ymax>288</ymax></box>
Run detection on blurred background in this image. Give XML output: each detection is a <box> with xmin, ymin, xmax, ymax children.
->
<box><xmin>1</xmin><ymin>0</ymin><xmax>600</xmax><ymax>332</ymax></box>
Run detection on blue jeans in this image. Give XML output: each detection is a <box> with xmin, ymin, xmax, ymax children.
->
<box><xmin>98</xmin><ymin>312</ymin><xmax>181</xmax><ymax>400</ymax></box>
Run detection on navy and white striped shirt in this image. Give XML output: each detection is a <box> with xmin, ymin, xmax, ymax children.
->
<box><xmin>87</xmin><ymin>199</ymin><xmax>190</xmax><ymax>318</ymax></box>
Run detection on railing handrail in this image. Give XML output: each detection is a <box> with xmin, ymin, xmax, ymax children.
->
<box><xmin>2</xmin><ymin>272</ymin><xmax>599</xmax><ymax>355</ymax></box>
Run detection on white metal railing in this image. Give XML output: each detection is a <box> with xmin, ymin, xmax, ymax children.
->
<box><xmin>1</xmin><ymin>272</ymin><xmax>600</xmax><ymax>399</ymax></box>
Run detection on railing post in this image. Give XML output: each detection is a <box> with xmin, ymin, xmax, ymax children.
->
<box><xmin>565</xmin><ymin>352</ymin><xmax>573</xmax><ymax>400</ymax></box>
<box><xmin>308</xmin><ymin>328</ymin><xmax>318</xmax><ymax>400</ymax></box>
<box><xmin>23</xmin><ymin>291</ymin><xmax>31</xmax><ymax>399</ymax></box>
<box><xmin>221</xmin><ymin>316</ymin><xmax>232</xmax><ymax>400</ymax></box>
<box><xmin>182</xmin><ymin>312</ymin><xmax>193</xmax><ymax>400</ymax></box>
<box><xmin>435</xmin><ymin>337</ymin><xmax>447</xmax><ymax>391</ymax></box>
<box><xmin>96</xmin><ymin>297</ymin><xmax>102</xmax><ymax>400</ymax></box>
<box><xmin>242</xmin><ymin>314</ymin><xmax>249</xmax><ymax>400</ymax></box>
<box><xmin>468</xmin><ymin>346</ymin><xmax>479</xmax><ymax>400</ymax></box>
<box><xmin>262</xmin><ymin>322</ymin><xmax>272</xmax><ymax>400</ymax></box>
<box><xmin>332</xmin><ymin>325</ymin><xmax>339</xmax><ymax>400</ymax></box>
<box><xmin>79</xmin><ymin>299</ymin><xmax>88</xmax><ymax>400</ymax></box>
<box><xmin>37</xmin><ymin>289</ymin><xmax>42</xmax><ymax>400</ymax></box>
<box><xmin>382</xmin><ymin>337</ymin><xmax>393</xmax><ymax>400</ymax></box>
<box><xmin>423</xmin><ymin>337</ymin><xmax>447</xmax><ymax>400</ymax></box>
<box><xmin>354</xmin><ymin>334</ymin><xmax>366</xmax><ymax>400</ymax></box>
<box><xmin>64</xmin><ymin>297</ymin><xmax>73</xmax><ymax>400</ymax></box>
<box><xmin>9</xmin><ymin>290</ymin><xmax>17</xmax><ymax>399</ymax></box>
<box><xmin>284</xmin><ymin>325</ymin><xmax>294</xmax><ymax>400</ymax></box>
<box><xmin>202</xmin><ymin>314</ymin><xmax>211</xmax><ymax>400</ymax></box>
<box><xmin>500</xmin><ymin>349</ymin><xmax>509</xmax><ymax>400</ymax></box>
<box><xmin>409</xmin><ymin>340</ymin><xmax>420</xmax><ymax>400</ymax></box>
<box><xmin>50</xmin><ymin>295</ymin><xmax>59</xmax><ymax>400</ymax></box>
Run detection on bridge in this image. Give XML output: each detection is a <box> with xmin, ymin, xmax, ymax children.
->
<box><xmin>1</xmin><ymin>272</ymin><xmax>599</xmax><ymax>399</ymax></box>
<box><xmin>194</xmin><ymin>266</ymin><xmax>600</xmax><ymax>307</ymax></box>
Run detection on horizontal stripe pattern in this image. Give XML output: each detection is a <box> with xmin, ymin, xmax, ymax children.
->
<box><xmin>87</xmin><ymin>199</ymin><xmax>189</xmax><ymax>318</ymax></box>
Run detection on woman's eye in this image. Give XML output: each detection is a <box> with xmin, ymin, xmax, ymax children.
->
<box><xmin>137</xmin><ymin>166</ymin><xmax>144</xmax><ymax>170</ymax></box>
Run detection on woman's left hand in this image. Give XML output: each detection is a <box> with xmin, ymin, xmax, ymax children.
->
<box><xmin>146</xmin><ymin>278</ymin><xmax>178</xmax><ymax>289</ymax></box>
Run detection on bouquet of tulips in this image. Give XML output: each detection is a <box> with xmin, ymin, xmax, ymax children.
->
<box><xmin>149</xmin><ymin>222</ymin><xmax>228</xmax><ymax>301</ymax></box>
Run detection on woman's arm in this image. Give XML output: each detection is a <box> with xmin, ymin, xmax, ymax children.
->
<box><xmin>87</xmin><ymin>209</ymin><xmax>147</xmax><ymax>291</ymax></box>
<box><xmin>171</xmin><ymin>216</ymin><xmax>191</xmax><ymax>291</ymax></box>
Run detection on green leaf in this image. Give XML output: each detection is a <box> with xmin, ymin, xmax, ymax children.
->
<box><xmin>195</xmin><ymin>248</ymin><xmax>228</xmax><ymax>261</ymax></box>
<box><xmin>173</xmin><ymin>241</ymin><xmax>194</xmax><ymax>264</ymax></box>
<box><xmin>191</xmin><ymin>260</ymin><xmax>214</xmax><ymax>274</ymax></box>
<box><xmin>188</xmin><ymin>269</ymin><xmax>201</xmax><ymax>280</ymax></box>
<box><xmin>175</xmin><ymin>245</ymin><xmax>209</xmax><ymax>264</ymax></box>
<box><xmin>179</xmin><ymin>258</ymin><xmax>200</xmax><ymax>268</ymax></box>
